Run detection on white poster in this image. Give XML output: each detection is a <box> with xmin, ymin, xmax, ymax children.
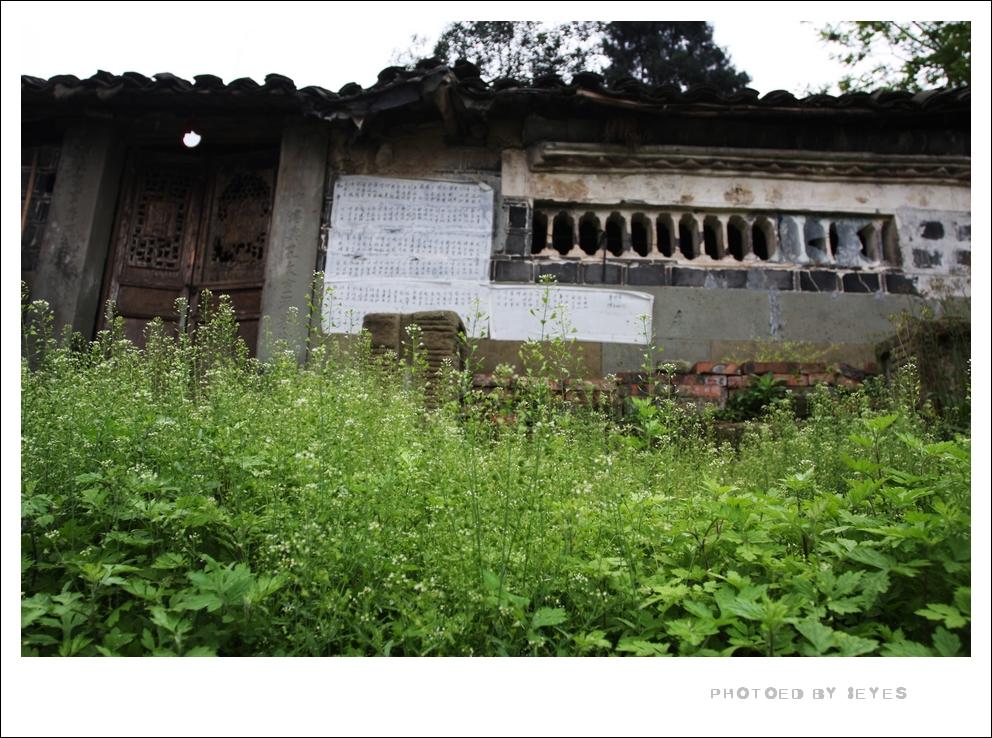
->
<box><xmin>489</xmin><ymin>285</ymin><xmax>653</xmax><ymax>344</ymax></box>
<box><xmin>325</xmin><ymin>175</ymin><xmax>494</xmax><ymax>283</ymax></box>
<box><xmin>323</xmin><ymin>280</ymin><xmax>490</xmax><ymax>337</ymax></box>
<box><xmin>321</xmin><ymin>175</ymin><xmax>653</xmax><ymax>345</ymax></box>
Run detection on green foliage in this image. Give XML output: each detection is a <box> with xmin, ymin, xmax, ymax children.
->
<box><xmin>881</xmin><ymin>308</ymin><xmax>970</xmax><ymax>434</ymax></box>
<box><xmin>600</xmin><ymin>21</ymin><xmax>751</xmax><ymax>92</ymax></box>
<box><xmin>425</xmin><ymin>21</ymin><xmax>750</xmax><ymax>91</ymax></box>
<box><xmin>720</xmin><ymin>373</ymin><xmax>789</xmax><ymax>422</ymax></box>
<box><xmin>819</xmin><ymin>21</ymin><xmax>971</xmax><ymax>92</ymax></box>
<box><xmin>720</xmin><ymin>339</ymin><xmax>831</xmax><ymax>365</ymax></box>
<box><xmin>21</xmin><ymin>294</ymin><xmax>970</xmax><ymax>656</ymax></box>
<box><xmin>432</xmin><ymin>21</ymin><xmax>601</xmax><ymax>81</ymax></box>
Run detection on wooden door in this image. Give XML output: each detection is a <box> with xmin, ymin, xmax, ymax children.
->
<box><xmin>101</xmin><ymin>150</ymin><xmax>277</xmax><ymax>354</ymax></box>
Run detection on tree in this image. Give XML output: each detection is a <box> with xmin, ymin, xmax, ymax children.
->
<box><xmin>423</xmin><ymin>20</ymin><xmax>751</xmax><ymax>91</ymax></box>
<box><xmin>819</xmin><ymin>21</ymin><xmax>971</xmax><ymax>92</ymax></box>
<box><xmin>600</xmin><ymin>22</ymin><xmax>751</xmax><ymax>92</ymax></box>
<box><xmin>431</xmin><ymin>21</ymin><xmax>601</xmax><ymax>81</ymax></box>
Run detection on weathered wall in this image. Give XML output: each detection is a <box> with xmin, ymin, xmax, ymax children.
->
<box><xmin>501</xmin><ymin>148</ymin><xmax>970</xmax><ymax>213</ymax></box>
<box><xmin>258</xmin><ymin>121</ymin><xmax>330</xmax><ymax>361</ymax></box>
<box><xmin>309</xmin><ymin>130</ymin><xmax>970</xmax><ymax>375</ymax></box>
<box><xmin>486</xmin><ymin>145</ymin><xmax>971</xmax><ymax>371</ymax></box>
<box><xmin>33</xmin><ymin>120</ymin><xmax>125</xmax><ymax>336</ymax></box>
<box><xmin>598</xmin><ymin>287</ymin><xmax>956</xmax><ymax>370</ymax></box>
<box><xmin>324</xmin><ymin>126</ymin><xmax>502</xmax><ymax>234</ymax></box>
<box><xmin>893</xmin><ymin>207</ymin><xmax>971</xmax><ymax>297</ymax></box>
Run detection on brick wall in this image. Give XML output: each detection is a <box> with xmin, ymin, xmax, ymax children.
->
<box><xmin>473</xmin><ymin>360</ymin><xmax>876</xmax><ymax>410</ymax></box>
<box><xmin>615</xmin><ymin>361</ymin><xmax>875</xmax><ymax>408</ymax></box>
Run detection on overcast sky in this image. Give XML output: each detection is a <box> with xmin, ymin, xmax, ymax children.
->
<box><xmin>5</xmin><ymin>2</ymin><xmax>985</xmax><ymax>95</ymax></box>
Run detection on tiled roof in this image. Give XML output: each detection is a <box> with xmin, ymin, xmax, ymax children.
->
<box><xmin>22</xmin><ymin>61</ymin><xmax>971</xmax><ymax>117</ymax></box>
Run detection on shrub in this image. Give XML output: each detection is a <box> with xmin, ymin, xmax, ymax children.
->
<box><xmin>21</xmin><ymin>295</ymin><xmax>970</xmax><ymax>656</ymax></box>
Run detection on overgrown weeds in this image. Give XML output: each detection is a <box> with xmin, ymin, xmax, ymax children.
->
<box><xmin>20</xmin><ymin>294</ymin><xmax>971</xmax><ymax>656</ymax></box>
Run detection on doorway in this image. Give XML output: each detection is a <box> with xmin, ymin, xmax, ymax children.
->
<box><xmin>100</xmin><ymin>149</ymin><xmax>277</xmax><ymax>354</ymax></box>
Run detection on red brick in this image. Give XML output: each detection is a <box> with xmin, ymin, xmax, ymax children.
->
<box><xmin>742</xmin><ymin>361</ymin><xmax>801</xmax><ymax>375</ymax></box>
<box><xmin>796</xmin><ymin>362</ymin><xmax>828</xmax><ymax>373</ymax></box>
<box><xmin>692</xmin><ymin>361</ymin><xmax>741</xmax><ymax>375</ymax></box>
<box><xmin>676</xmin><ymin>384</ymin><xmax>725</xmax><ymax>399</ymax></box>
<box><xmin>726</xmin><ymin>375</ymin><xmax>749</xmax><ymax>388</ymax></box>
<box><xmin>702</xmin><ymin>375</ymin><xmax>728</xmax><ymax>386</ymax></box>
<box><xmin>775</xmin><ymin>373</ymin><xmax>808</xmax><ymax>387</ymax></box>
<box><xmin>806</xmin><ymin>372</ymin><xmax>838</xmax><ymax>385</ymax></box>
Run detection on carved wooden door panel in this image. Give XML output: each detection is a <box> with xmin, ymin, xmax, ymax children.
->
<box><xmin>101</xmin><ymin>150</ymin><xmax>276</xmax><ymax>354</ymax></box>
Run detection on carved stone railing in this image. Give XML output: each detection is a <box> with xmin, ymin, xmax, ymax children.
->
<box><xmin>530</xmin><ymin>205</ymin><xmax>899</xmax><ymax>269</ymax></box>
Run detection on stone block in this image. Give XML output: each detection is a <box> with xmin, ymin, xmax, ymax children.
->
<box><xmin>582</xmin><ymin>263</ymin><xmax>623</xmax><ymax>284</ymax></box>
<box><xmin>626</xmin><ymin>263</ymin><xmax>668</xmax><ymax>286</ymax></box>
<box><xmin>493</xmin><ymin>260</ymin><xmax>533</xmax><ymax>282</ymax></box>
<box><xmin>799</xmin><ymin>270</ymin><xmax>840</xmax><ymax>292</ymax></box>
<box><xmin>842</xmin><ymin>273</ymin><xmax>881</xmax><ymax>293</ymax></box>
<box><xmin>537</xmin><ymin>261</ymin><xmax>579</xmax><ymax>284</ymax></box>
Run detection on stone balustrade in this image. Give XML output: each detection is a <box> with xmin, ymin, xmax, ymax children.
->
<box><xmin>529</xmin><ymin>206</ymin><xmax>899</xmax><ymax>269</ymax></box>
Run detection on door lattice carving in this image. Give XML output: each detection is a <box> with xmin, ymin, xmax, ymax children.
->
<box><xmin>126</xmin><ymin>168</ymin><xmax>196</xmax><ymax>271</ymax></box>
<box><xmin>203</xmin><ymin>167</ymin><xmax>273</xmax><ymax>283</ymax></box>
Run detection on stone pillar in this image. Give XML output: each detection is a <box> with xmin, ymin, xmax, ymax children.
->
<box><xmin>33</xmin><ymin>119</ymin><xmax>125</xmax><ymax>337</ymax></box>
<box><xmin>258</xmin><ymin>121</ymin><xmax>330</xmax><ymax>362</ymax></box>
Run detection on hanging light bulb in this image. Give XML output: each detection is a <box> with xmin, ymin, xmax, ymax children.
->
<box><xmin>182</xmin><ymin>129</ymin><xmax>202</xmax><ymax>148</ymax></box>
<box><xmin>181</xmin><ymin>119</ymin><xmax>202</xmax><ymax>148</ymax></box>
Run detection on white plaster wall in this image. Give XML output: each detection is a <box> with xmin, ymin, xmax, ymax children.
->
<box><xmin>501</xmin><ymin>148</ymin><xmax>972</xmax><ymax>298</ymax></box>
<box><xmin>501</xmin><ymin>149</ymin><xmax>969</xmax><ymax>214</ymax></box>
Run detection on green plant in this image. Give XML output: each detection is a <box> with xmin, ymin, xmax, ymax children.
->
<box><xmin>720</xmin><ymin>339</ymin><xmax>832</xmax><ymax>365</ymax></box>
<box><xmin>20</xmin><ymin>293</ymin><xmax>970</xmax><ymax>656</ymax></box>
<box><xmin>721</xmin><ymin>373</ymin><xmax>789</xmax><ymax>421</ymax></box>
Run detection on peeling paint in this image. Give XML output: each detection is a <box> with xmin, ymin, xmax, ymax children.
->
<box><xmin>768</xmin><ymin>289</ymin><xmax>783</xmax><ymax>338</ymax></box>
<box><xmin>537</xmin><ymin>175</ymin><xmax>589</xmax><ymax>201</ymax></box>
<box><xmin>724</xmin><ymin>184</ymin><xmax>754</xmax><ymax>206</ymax></box>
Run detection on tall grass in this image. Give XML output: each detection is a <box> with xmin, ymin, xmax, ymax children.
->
<box><xmin>20</xmin><ymin>296</ymin><xmax>971</xmax><ymax>656</ymax></box>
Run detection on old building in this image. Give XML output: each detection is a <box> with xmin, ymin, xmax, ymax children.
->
<box><xmin>21</xmin><ymin>61</ymin><xmax>971</xmax><ymax>372</ymax></box>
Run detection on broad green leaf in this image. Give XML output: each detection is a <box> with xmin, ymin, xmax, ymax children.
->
<box><xmin>152</xmin><ymin>553</ymin><xmax>186</xmax><ymax>570</ymax></box>
<box><xmin>73</xmin><ymin>472</ymin><xmax>104</xmax><ymax>486</ymax></box>
<box><xmin>175</xmin><ymin>592</ymin><xmax>224</xmax><ymax>612</ymax></box>
<box><xmin>149</xmin><ymin>607</ymin><xmax>190</xmax><ymax>635</ymax></box>
<box><xmin>573</xmin><ymin>630</ymin><xmax>611</xmax><ymax>652</ymax></box>
<box><xmin>881</xmin><ymin>640</ymin><xmax>933</xmax><ymax>657</ymax></box>
<box><xmin>864</xmin><ymin>413</ymin><xmax>898</xmax><ymax>433</ymax></box>
<box><xmin>932</xmin><ymin>627</ymin><xmax>962</xmax><ymax>657</ymax></box>
<box><xmin>21</xmin><ymin>602</ymin><xmax>48</xmax><ymax>630</ymax></box>
<box><xmin>846</xmin><ymin>546</ymin><xmax>895</xmax><ymax>570</ymax></box>
<box><xmin>724</xmin><ymin>600</ymin><xmax>764</xmax><ymax>622</ymax></box>
<box><xmin>58</xmin><ymin>634</ymin><xmax>93</xmax><ymax>657</ymax></box>
<box><xmin>915</xmin><ymin>604</ymin><xmax>967</xmax><ymax>629</ymax></box>
<box><xmin>616</xmin><ymin>638</ymin><xmax>670</xmax><ymax>656</ymax></box>
<box><xmin>833</xmin><ymin>632</ymin><xmax>878</xmax><ymax>657</ymax></box>
<box><xmin>667</xmin><ymin>618</ymin><xmax>719</xmax><ymax>647</ymax></box>
<box><xmin>682</xmin><ymin>599</ymin><xmax>714</xmax><ymax>620</ymax></box>
<box><xmin>831</xmin><ymin>570</ymin><xmax>864</xmax><ymax>596</ymax></box>
<box><xmin>953</xmin><ymin>587</ymin><xmax>971</xmax><ymax>615</ymax></box>
<box><xmin>100</xmin><ymin>629</ymin><xmax>135</xmax><ymax>654</ymax></box>
<box><xmin>531</xmin><ymin>607</ymin><xmax>567</xmax><ymax>629</ymax></box>
<box><xmin>826</xmin><ymin>597</ymin><xmax>863</xmax><ymax>615</ymax></box>
<box><xmin>795</xmin><ymin>618</ymin><xmax>835</xmax><ymax>654</ymax></box>
<box><xmin>122</xmin><ymin>579</ymin><xmax>160</xmax><ymax>600</ymax></box>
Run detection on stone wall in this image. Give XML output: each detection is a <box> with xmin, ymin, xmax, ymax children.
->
<box><xmin>312</xmin><ymin>129</ymin><xmax>970</xmax><ymax>376</ymax></box>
